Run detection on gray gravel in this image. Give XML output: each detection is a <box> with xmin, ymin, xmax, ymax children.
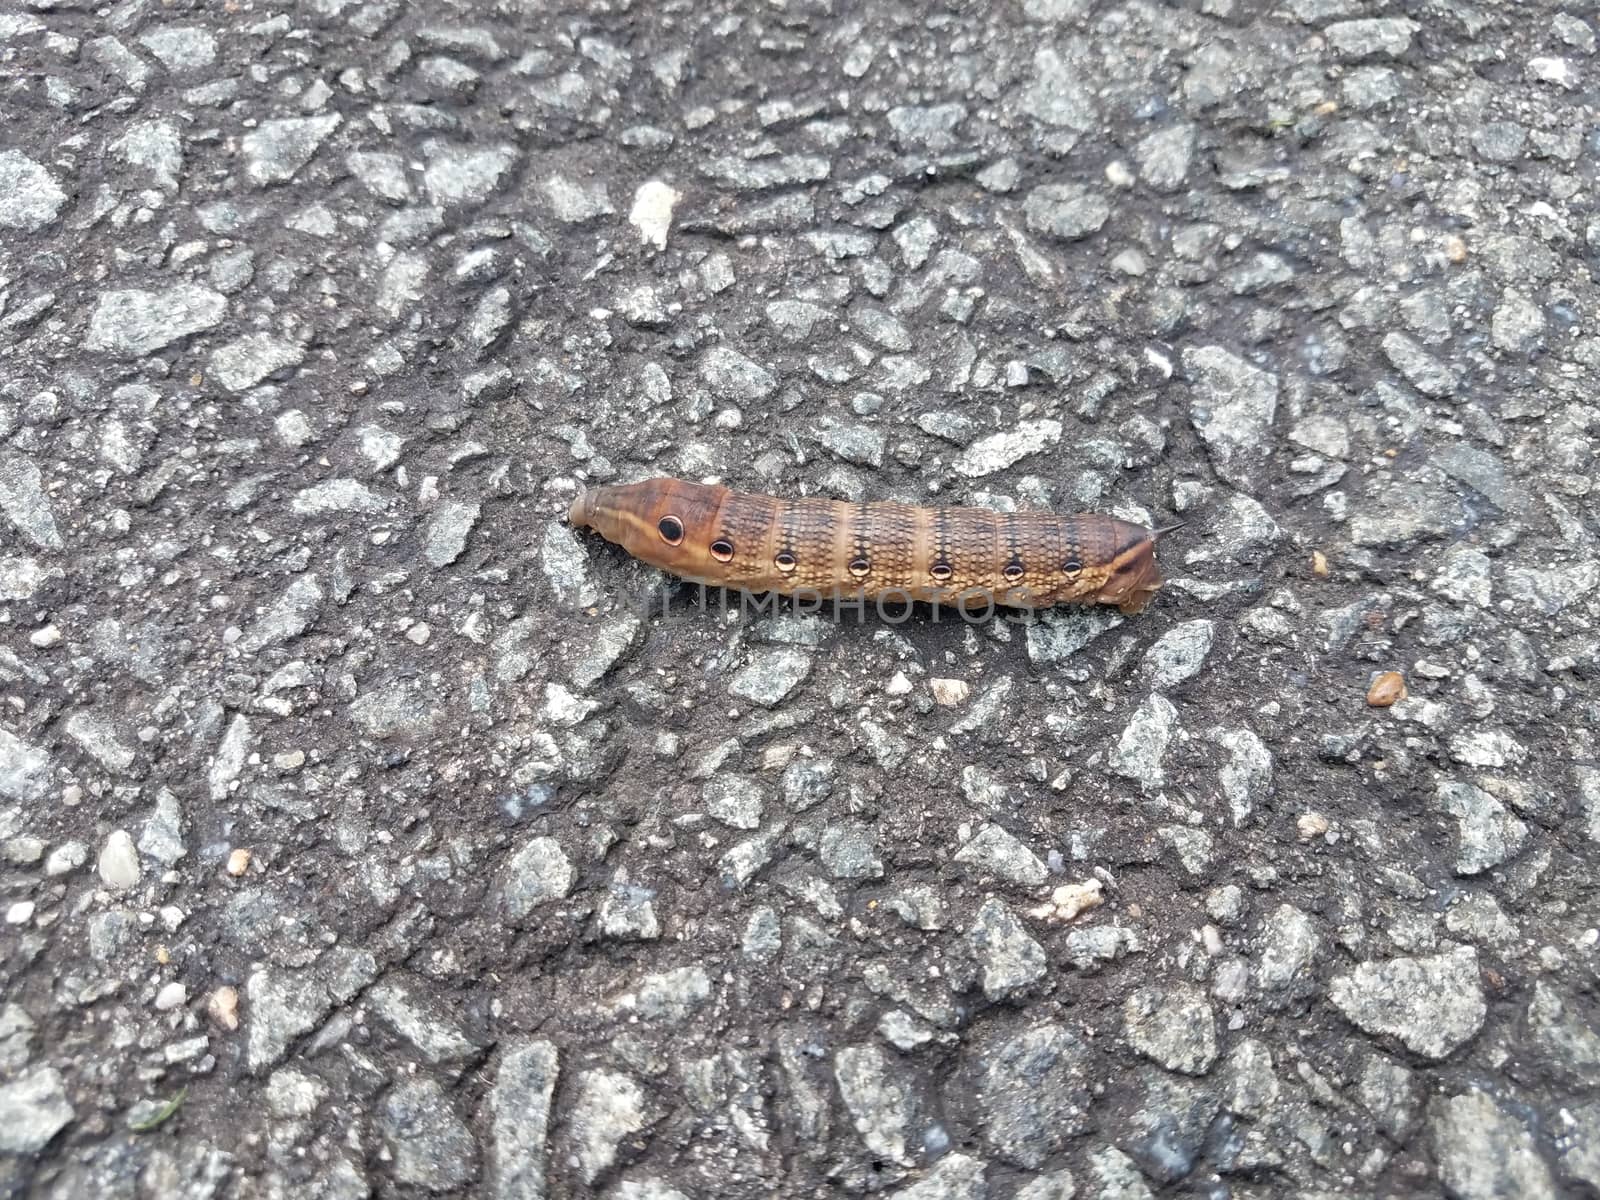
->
<box><xmin>2</xmin><ymin>1</ymin><xmax>1598</xmax><ymax>1197</ymax></box>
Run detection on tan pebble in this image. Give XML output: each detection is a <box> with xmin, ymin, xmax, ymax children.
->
<box><xmin>1297</xmin><ymin>812</ymin><xmax>1330</xmax><ymax>840</ymax></box>
<box><xmin>208</xmin><ymin>986</ymin><xmax>239</xmax><ymax>1030</ymax></box>
<box><xmin>1445</xmin><ymin>234</ymin><xmax>1468</xmax><ymax>263</ymax></box>
<box><xmin>1311</xmin><ymin>550</ymin><xmax>1329</xmax><ymax>578</ymax></box>
<box><xmin>1028</xmin><ymin>878</ymin><xmax>1105</xmax><ymax>923</ymax></box>
<box><xmin>1313</xmin><ymin>100</ymin><xmax>1338</xmax><ymax>116</ymax></box>
<box><xmin>226</xmin><ymin>848</ymin><xmax>251</xmax><ymax>877</ymax></box>
<box><xmin>1366</xmin><ymin>671</ymin><xmax>1407</xmax><ymax>707</ymax></box>
<box><xmin>929</xmin><ymin>678</ymin><xmax>970</xmax><ymax>706</ymax></box>
<box><xmin>273</xmin><ymin>750</ymin><xmax>306</xmax><ymax>771</ymax></box>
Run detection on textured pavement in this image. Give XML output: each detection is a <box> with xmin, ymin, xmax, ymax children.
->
<box><xmin>2</xmin><ymin>1</ymin><xmax>1599</xmax><ymax>1197</ymax></box>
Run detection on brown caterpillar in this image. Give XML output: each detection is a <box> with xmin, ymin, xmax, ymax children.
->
<box><xmin>568</xmin><ymin>478</ymin><xmax>1173</xmax><ymax>615</ymax></box>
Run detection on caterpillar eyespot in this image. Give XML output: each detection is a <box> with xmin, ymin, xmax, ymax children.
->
<box><xmin>568</xmin><ymin>478</ymin><xmax>1170</xmax><ymax>616</ymax></box>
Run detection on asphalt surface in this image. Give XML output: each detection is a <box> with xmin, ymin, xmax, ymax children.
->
<box><xmin>2</xmin><ymin>1</ymin><xmax>1598</xmax><ymax>1197</ymax></box>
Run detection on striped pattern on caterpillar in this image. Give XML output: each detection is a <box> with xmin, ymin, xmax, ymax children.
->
<box><xmin>567</xmin><ymin>477</ymin><xmax>1174</xmax><ymax>615</ymax></box>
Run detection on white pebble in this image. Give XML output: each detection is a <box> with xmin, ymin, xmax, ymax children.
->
<box><xmin>629</xmin><ymin>179</ymin><xmax>680</xmax><ymax>250</ymax></box>
<box><xmin>45</xmin><ymin>841</ymin><xmax>88</xmax><ymax>876</ymax></box>
<box><xmin>5</xmin><ymin>901</ymin><xmax>35</xmax><ymax>925</ymax></box>
<box><xmin>406</xmin><ymin>622</ymin><xmax>431</xmax><ymax>645</ymax></box>
<box><xmin>29</xmin><ymin>624</ymin><xmax>62</xmax><ymax>648</ymax></box>
<box><xmin>154</xmin><ymin>982</ymin><xmax>188</xmax><ymax>1011</ymax></box>
<box><xmin>97</xmin><ymin>830</ymin><xmax>141</xmax><ymax>891</ymax></box>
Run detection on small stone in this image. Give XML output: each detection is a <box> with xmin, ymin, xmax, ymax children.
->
<box><xmin>0</xmin><ymin>1068</ymin><xmax>74</xmax><ymax>1154</ymax></box>
<box><xmin>1184</xmin><ymin>346</ymin><xmax>1278</xmax><ymax>492</ymax></box>
<box><xmin>702</xmin><ymin>776</ymin><xmax>764</xmax><ymax>831</ymax></box>
<box><xmin>138</xmin><ymin>25</ymin><xmax>217</xmax><ymax>70</ymax></box>
<box><xmin>425</xmin><ymin>144</ymin><xmax>517</xmax><ymax>207</ymax></box>
<box><xmin>86</xmin><ymin>286</ymin><xmax>227</xmax><ymax>358</ymax></box>
<box><xmin>239</xmin><ymin>575</ymin><xmax>322</xmax><ymax>652</ymax></box>
<box><xmin>1366</xmin><ymin>671</ymin><xmax>1406</xmax><ymax>707</ymax></box>
<box><xmin>1023</xmin><ymin>183</ymin><xmax>1110</xmax><ymax>241</ymax></box>
<box><xmin>97</xmin><ymin>830</ymin><xmax>140</xmax><ymax>891</ymax></box>
<box><xmin>112</xmin><ymin>119</ymin><xmax>183</xmax><ymax>191</ymax></box>
<box><xmin>1020</xmin><ymin>46</ymin><xmax>1097</xmax><ymax>130</ymax></box>
<box><xmin>1473</xmin><ymin>121</ymin><xmax>1528</xmax><ymax>163</ymax></box>
<box><xmin>154</xmin><ymin>982</ymin><xmax>188</xmax><ymax>1011</ymax></box>
<box><xmin>502</xmin><ymin>837</ymin><xmax>573</xmax><ymax>919</ymax></box>
<box><xmin>207</xmin><ymin>986</ymin><xmax>239</xmax><ymax>1030</ymax></box>
<box><xmin>293</xmin><ymin>479</ymin><xmax>389</xmax><ymax>518</ymax></box>
<box><xmin>977</xmin><ymin>158</ymin><xmax>1022</xmax><ymax>192</ymax></box>
<box><xmin>819</xmin><ymin>822</ymin><xmax>882</xmax><ymax>880</ymax></box>
<box><xmin>491</xmin><ymin>1041</ymin><xmax>559</xmax><ymax>1198</ymax></box>
<box><xmin>0</xmin><ymin>151</ymin><xmax>67</xmax><ymax>233</ymax></box>
<box><xmin>1142</xmin><ymin>620</ymin><xmax>1214</xmax><ymax>688</ymax></box>
<box><xmin>967</xmin><ymin>898</ymin><xmax>1047</xmax><ymax>1000</ymax></box>
<box><xmin>1329</xmin><ymin>946</ymin><xmax>1485</xmax><ymax>1059</ymax></box>
<box><xmin>960</xmin><ymin>1023</ymin><xmax>1093</xmax><ymax>1168</ymax></box>
<box><xmin>226</xmin><ymin>848</ymin><xmax>251</xmax><ymax>877</ymax></box>
<box><xmin>1491</xmin><ymin>287</ymin><xmax>1544</xmax><ymax>354</ymax></box>
<box><xmin>242</xmin><ymin>113</ymin><xmax>343</xmax><ymax>186</ymax></box>
<box><xmin>1137</xmin><ymin>124</ymin><xmax>1196</xmax><ymax>191</ymax></box>
<box><xmin>953</xmin><ymin>824</ymin><xmax>1048</xmax><ymax>886</ymax></box>
<box><xmin>930</xmin><ymin>678</ymin><xmax>970</xmax><ymax>706</ymax></box>
<box><xmin>629</xmin><ymin>179</ymin><xmax>679</xmax><ymax>249</ymax></box>
<box><xmin>1430</xmin><ymin>1091</ymin><xmax>1557</xmax><ymax>1200</ymax></box>
<box><xmin>1211</xmin><ymin>728</ymin><xmax>1272</xmax><ymax>826</ymax></box>
<box><xmin>1382</xmin><ymin>332</ymin><xmax>1456</xmax><ymax>397</ymax></box>
<box><xmin>379</xmin><ymin>1078</ymin><xmax>477</xmax><ymax>1191</ymax></box>
<box><xmin>540</xmin><ymin>173</ymin><xmax>614</xmax><ymax>223</ymax></box>
<box><xmin>5</xmin><ymin>902</ymin><xmax>34</xmax><ymax>926</ymax></box>
<box><xmin>1436</xmin><ymin>781</ymin><xmax>1528</xmax><ymax>876</ymax></box>
<box><xmin>569</xmin><ymin>614</ymin><xmax>645</xmax><ymax>689</ymax></box>
<box><xmin>348</xmin><ymin>151</ymin><xmax>411</xmax><ymax>204</ymax></box>
<box><xmin>954</xmin><ymin>420</ymin><xmax>1062</xmax><ymax>477</ymax></box>
<box><xmin>701</xmin><ymin>153</ymin><xmax>830</xmax><ymax>191</ymax></box>
<box><xmin>835</xmin><ymin>1045</ymin><xmax>913</xmax><ymax>1166</ymax></box>
<box><xmin>1110</xmin><ymin>695</ymin><xmax>1179</xmax><ymax>790</ymax></box>
<box><xmin>1255</xmin><ymin>904</ymin><xmax>1320</xmax><ymax>1002</ymax></box>
<box><xmin>1028</xmin><ymin>879</ymin><xmax>1104</xmax><ymax>923</ymax></box>
<box><xmin>28</xmin><ymin>624</ymin><xmax>60</xmax><ymax>649</ymax></box>
<box><xmin>1325</xmin><ymin>17</ymin><xmax>1419</xmax><ymax>59</ymax></box>
<box><xmin>0</xmin><ymin>454</ymin><xmax>62</xmax><ymax>553</ymax></box>
<box><xmin>424</xmin><ymin>500</ymin><xmax>480</xmax><ymax>568</ymax></box>
<box><xmin>567</xmin><ymin>1070</ymin><xmax>650</xmax><ymax>1184</ymax></box>
<box><xmin>699</xmin><ymin>346</ymin><xmax>777</xmax><ymax>402</ymax></box>
<box><xmin>45</xmin><ymin>842</ymin><xmax>87</xmax><ymax>876</ymax></box>
<box><xmin>729</xmin><ymin>648</ymin><xmax>812</xmax><ymax>706</ymax></box>
<box><xmin>1124</xmin><ymin>983</ymin><xmax>1217</xmax><ymax>1074</ymax></box>
<box><xmin>1297</xmin><ymin>812</ymin><xmax>1329</xmax><ymax>840</ymax></box>
<box><xmin>209</xmin><ymin>334</ymin><xmax>304</xmax><ymax>393</ymax></box>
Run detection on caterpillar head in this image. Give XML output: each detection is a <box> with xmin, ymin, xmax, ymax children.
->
<box><xmin>568</xmin><ymin>478</ymin><xmax>730</xmax><ymax>581</ymax></box>
<box><xmin>1088</xmin><ymin>519</ymin><xmax>1169</xmax><ymax>615</ymax></box>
